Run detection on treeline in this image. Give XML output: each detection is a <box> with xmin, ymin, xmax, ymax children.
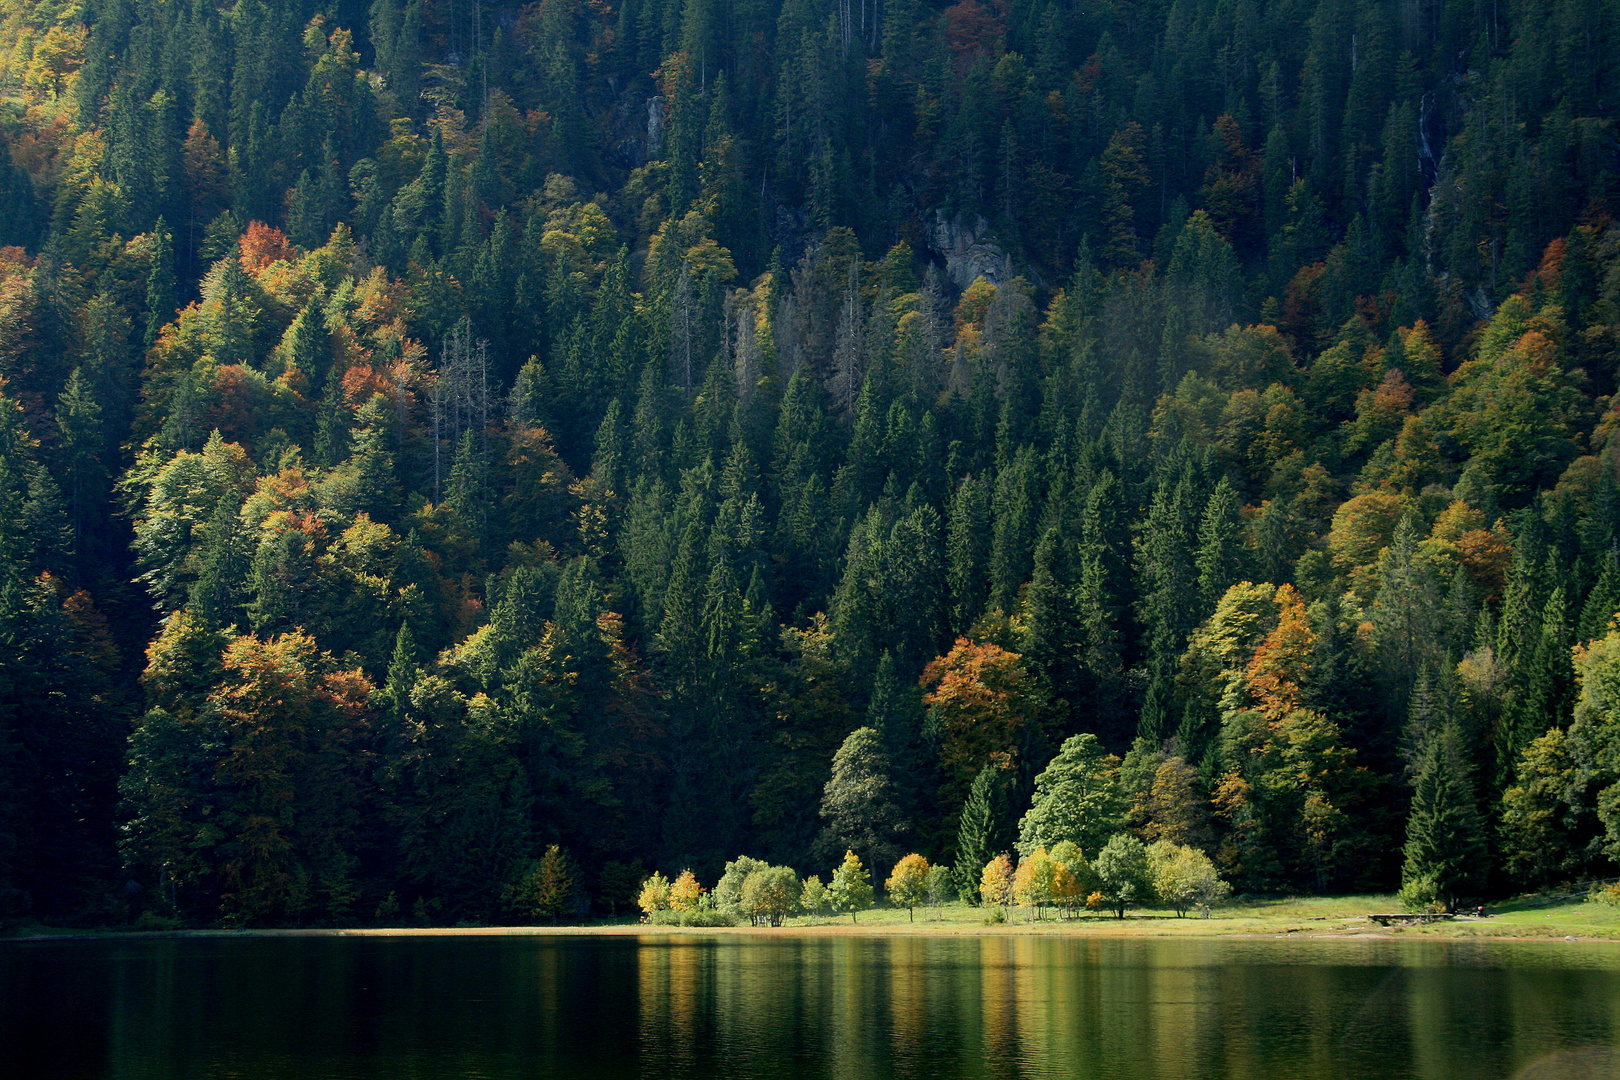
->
<box><xmin>0</xmin><ymin>0</ymin><xmax>1618</xmax><ymax>925</ymax></box>
<box><xmin>627</xmin><ymin>741</ymin><xmax>1232</xmax><ymax>930</ymax></box>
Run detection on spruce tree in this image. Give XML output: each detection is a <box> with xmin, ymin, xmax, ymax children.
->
<box><xmin>145</xmin><ymin>218</ymin><xmax>176</xmax><ymax>349</ymax></box>
<box><xmin>946</xmin><ymin>473</ymin><xmax>991</xmax><ymax>633</ymax></box>
<box><xmin>867</xmin><ymin>652</ymin><xmax>926</xmax><ymax>821</ymax></box>
<box><xmin>1400</xmin><ymin>723</ymin><xmax>1486</xmax><ymax>911</ymax></box>
<box><xmin>953</xmin><ymin>764</ymin><xmax>1010</xmax><ymax>901</ymax></box>
<box><xmin>1196</xmin><ymin>477</ymin><xmax>1246</xmax><ymax>612</ymax></box>
<box><xmin>1020</xmin><ymin>527</ymin><xmax>1081</xmax><ymax>698</ymax></box>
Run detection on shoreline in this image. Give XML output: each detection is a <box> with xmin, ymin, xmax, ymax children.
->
<box><xmin>10</xmin><ymin>917</ymin><xmax>1620</xmax><ymax>946</ymax></box>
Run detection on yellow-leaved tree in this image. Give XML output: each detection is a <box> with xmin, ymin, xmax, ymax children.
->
<box><xmin>885</xmin><ymin>853</ymin><xmax>931</xmax><ymax>922</ymax></box>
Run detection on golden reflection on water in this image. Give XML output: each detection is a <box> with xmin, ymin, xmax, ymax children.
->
<box><xmin>621</xmin><ymin>934</ymin><xmax>1620</xmax><ymax>1080</ymax></box>
<box><xmin>39</xmin><ymin>933</ymin><xmax>1620</xmax><ymax>1079</ymax></box>
<box><xmin>637</xmin><ymin>935</ymin><xmax>704</xmax><ymax>1075</ymax></box>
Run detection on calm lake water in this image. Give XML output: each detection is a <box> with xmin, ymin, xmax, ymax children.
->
<box><xmin>3</xmin><ymin>932</ymin><xmax>1619</xmax><ymax>1079</ymax></box>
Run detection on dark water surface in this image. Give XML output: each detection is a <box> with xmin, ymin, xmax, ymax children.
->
<box><xmin>4</xmin><ymin>932</ymin><xmax>1620</xmax><ymax>1079</ymax></box>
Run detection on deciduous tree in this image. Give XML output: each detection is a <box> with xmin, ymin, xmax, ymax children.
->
<box><xmin>885</xmin><ymin>853</ymin><xmax>930</xmax><ymax>921</ymax></box>
<box><xmin>828</xmin><ymin>849</ymin><xmax>874</xmax><ymax>923</ymax></box>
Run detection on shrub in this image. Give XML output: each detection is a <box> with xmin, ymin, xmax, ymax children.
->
<box><xmin>1396</xmin><ymin>873</ymin><xmax>1443</xmax><ymax>912</ymax></box>
<box><xmin>1588</xmin><ymin>882</ymin><xmax>1620</xmax><ymax>907</ymax></box>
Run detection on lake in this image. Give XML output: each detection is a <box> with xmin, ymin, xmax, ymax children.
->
<box><xmin>3</xmin><ymin>931</ymin><xmax>1619</xmax><ymax>1079</ymax></box>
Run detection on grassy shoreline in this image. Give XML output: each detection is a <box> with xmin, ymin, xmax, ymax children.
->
<box><xmin>10</xmin><ymin>893</ymin><xmax>1620</xmax><ymax>944</ymax></box>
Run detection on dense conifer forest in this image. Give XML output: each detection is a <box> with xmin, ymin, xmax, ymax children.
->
<box><xmin>1</xmin><ymin>0</ymin><xmax>1619</xmax><ymax>926</ymax></box>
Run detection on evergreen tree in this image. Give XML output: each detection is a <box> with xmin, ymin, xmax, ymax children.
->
<box><xmin>1400</xmin><ymin>724</ymin><xmax>1486</xmax><ymax>911</ymax></box>
<box><xmin>953</xmin><ymin>764</ymin><xmax>1010</xmax><ymax>901</ymax></box>
<box><xmin>1196</xmin><ymin>477</ymin><xmax>1246</xmax><ymax>613</ymax></box>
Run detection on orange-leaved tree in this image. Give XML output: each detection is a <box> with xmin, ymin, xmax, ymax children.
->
<box><xmin>210</xmin><ymin>631</ymin><xmax>376</xmax><ymax>925</ymax></box>
<box><xmin>1212</xmin><ymin>584</ymin><xmax>1368</xmax><ymax>891</ymax></box>
<box><xmin>921</xmin><ymin>637</ymin><xmax>1052</xmax><ymax>811</ymax></box>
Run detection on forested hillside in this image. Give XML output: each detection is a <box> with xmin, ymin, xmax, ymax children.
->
<box><xmin>1</xmin><ymin>0</ymin><xmax>1618</xmax><ymax>925</ymax></box>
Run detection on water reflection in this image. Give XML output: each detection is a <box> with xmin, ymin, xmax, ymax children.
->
<box><xmin>2</xmin><ymin>933</ymin><xmax>1618</xmax><ymax>1079</ymax></box>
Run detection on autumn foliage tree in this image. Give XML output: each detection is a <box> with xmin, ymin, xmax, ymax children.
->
<box><xmin>922</xmin><ymin>638</ymin><xmax>1052</xmax><ymax>810</ymax></box>
<box><xmin>885</xmin><ymin>853</ymin><xmax>930</xmax><ymax>921</ymax></box>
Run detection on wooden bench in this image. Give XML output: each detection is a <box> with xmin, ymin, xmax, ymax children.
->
<box><xmin>1368</xmin><ymin>913</ymin><xmax>1456</xmax><ymax>926</ymax></box>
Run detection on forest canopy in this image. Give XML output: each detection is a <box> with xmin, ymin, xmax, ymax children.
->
<box><xmin>0</xmin><ymin>0</ymin><xmax>1619</xmax><ymax>925</ymax></box>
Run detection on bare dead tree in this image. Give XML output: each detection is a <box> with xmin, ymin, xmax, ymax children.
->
<box><xmin>732</xmin><ymin>291</ymin><xmax>762</xmax><ymax>406</ymax></box>
<box><xmin>669</xmin><ymin>259</ymin><xmax>695</xmax><ymax>392</ymax></box>
<box><xmin>831</xmin><ymin>261</ymin><xmax>865</xmax><ymax>415</ymax></box>
<box><xmin>432</xmin><ymin>317</ymin><xmax>489</xmax><ymax>504</ymax></box>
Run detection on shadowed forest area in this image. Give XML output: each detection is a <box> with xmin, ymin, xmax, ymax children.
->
<box><xmin>1</xmin><ymin>0</ymin><xmax>1619</xmax><ymax>927</ymax></box>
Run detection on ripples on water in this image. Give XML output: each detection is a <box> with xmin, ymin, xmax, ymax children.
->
<box><xmin>3</xmin><ymin>933</ymin><xmax>1618</xmax><ymax>1080</ymax></box>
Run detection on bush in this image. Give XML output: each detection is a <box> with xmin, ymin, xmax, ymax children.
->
<box><xmin>134</xmin><ymin>910</ymin><xmax>183</xmax><ymax>931</ymax></box>
<box><xmin>1397</xmin><ymin>873</ymin><xmax>1444</xmax><ymax>912</ymax></box>
<box><xmin>1588</xmin><ymin>882</ymin><xmax>1620</xmax><ymax>907</ymax></box>
<box><xmin>642</xmin><ymin>907</ymin><xmax>737</xmax><ymax>927</ymax></box>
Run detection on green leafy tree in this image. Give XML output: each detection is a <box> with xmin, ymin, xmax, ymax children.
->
<box><xmin>740</xmin><ymin>865</ymin><xmax>801</xmax><ymax>926</ymax></box>
<box><xmin>815</xmin><ymin>727</ymin><xmax>906</xmax><ymax>872</ymax></box>
<box><xmin>1499</xmin><ymin>729</ymin><xmax>1584</xmax><ymax>886</ymax></box>
<box><xmin>1093</xmin><ymin>834</ymin><xmax>1153</xmax><ymax>918</ymax></box>
<box><xmin>1016</xmin><ymin>733</ymin><xmax>1127</xmax><ymax>857</ymax></box>
<box><xmin>828</xmin><ymin>849</ymin><xmax>874</xmax><ymax>923</ymax></box>
<box><xmin>799</xmin><ymin>874</ymin><xmax>829</xmax><ymax>918</ymax></box>
<box><xmin>1146</xmin><ymin>840</ymin><xmax>1229</xmax><ymax>916</ymax></box>
<box><xmin>714</xmin><ymin>855</ymin><xmax>770</xmax><ymax>915</ymax></box>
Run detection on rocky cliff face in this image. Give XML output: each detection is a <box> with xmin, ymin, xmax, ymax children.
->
<box><xmin>931</xmin><ymin>213</ymin><xmax>1007</xmax><ymax>290</ymax></box>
